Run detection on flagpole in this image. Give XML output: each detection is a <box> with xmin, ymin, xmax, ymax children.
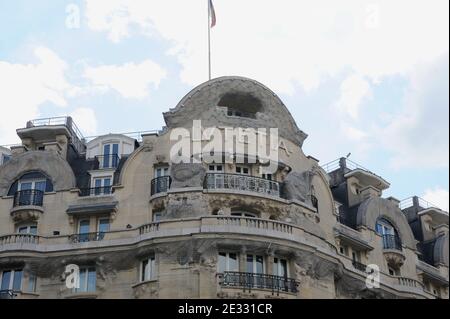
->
<box><xmin>207</xmin><ymin>0</ymin><xmax>211</xmax><ymax>80</ymax></box>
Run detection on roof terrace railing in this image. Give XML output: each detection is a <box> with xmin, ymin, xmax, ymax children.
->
<box><xmin>399</xmin><ymin>196</ymin><xmax>447</xmax><ymax>213</ymax></box>
<box><xmin>321</xmin><ymin>157</ymin><xmax>373</xmax><ymax>174</ymax></box>
<box><xmin>27</xmin><ymin>116</ymin><xmax>86</xmax><ymax>155</ymax></box>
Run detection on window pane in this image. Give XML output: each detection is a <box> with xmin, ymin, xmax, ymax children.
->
<box><xmin>19</xmin><ymin>182</ymin><xmax>32</xmax><ymax>190</ymax></box>
<box><xmin>87</xmin><ymin>268</ymin><xmax>96</xmax><ymax>292</ymax></box>
<box><xmin>1</xmin><ymin>271</ymin><xmax>11</xmax><ymax>290</ymax></box>
<box><xmin>95</xmin><ymin>179</ymin><xmax>102</xmax><ymax>188</ymax></box>
<box><xmin>153</xmin><ymin>212</ymin><xmax>161</xmax><ymax>222</ymax></box>
<box><xmin>29</xmin><ymin>226</ymin><xmax>38</xmax><ymax>235</ymax></box>
<box><xmin>34</xmin><ymin>181</ymin><xmax>46</xmax><ymax>192</ymax></box>
<box><xmin>150</xmin><ymin>258</ymin><xmax>155</xmax><ymax>280</ymax></box>
<box><xmin>218</xmin><ymin>253</ymin><xmax>227</xmax><ymax>273</ymax></box>
<box><xmin>28</xmin><ymin>274</ymin><xmax>36</xmax><ymax>293</ymax></box>
<box><xmin>18</xmin><ymin>226</ymin><xmax>28</xmax><ymax>234</ymax></box>
<box><xmin>78</xmin><ymin>269</ymin><xmax>87</xmax><ymax>292</ymax></box>
<box><xmin>98</xmin><ymin>219</ymin><xmax>110</xmax><ymax>233</ymax></box>
<box><xmin>12</xmin><ymin>270</ymin><xmax>23</xmax><ymax>291</ymax></box>
<box><xmin>142</xmin><ymin>260</ymin><xmax>149</xmax><ymax>281</ymax></box>
<box><xmin>246</xmin><ymin>255</ymin><xmax>254</xmax><ymax>273</ymax></box>
<box><xmin>103</xmin><ymin>144</ymin><xmax>111</xmax><ymax>155</ymax></box>
<box><xmin>255</xmin><ymin>256</ymin><xmax>264</xmax><ymax>274</ymax></box>
<box><xmin>280</xmin><ymin>259</ymin><xmax>287</xmax><ymax>277</ymax></box>
<box><xmin>229</xmin><ymin>253</ymin><xmax>238</xmax><ymax>271</ymax></box>
<box><xmin>112</xmin><ymin>144</ymin><xmax>119</xmax><ymax>155</ymax></box>
<box><xmin>79</xmin><ymin>220</ymin><xmax>90</xmax><ymax>234</ymax></box>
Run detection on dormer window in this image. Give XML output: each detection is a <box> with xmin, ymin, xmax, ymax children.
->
<box><xmin>101</xmin><ymin>143</ymin><xmax>119</xmax><ymax>169</ymax></box>
<box><xmin>219</xmin><ymin>92</ymin><xmax>262</xmax><ymax>119</ymax></box>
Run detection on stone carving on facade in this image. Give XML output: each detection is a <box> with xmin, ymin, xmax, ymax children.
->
<box><xmin>155</xmin><ymin>154</ymin><xmax>166</xmax><ymax>163</ymax></box>
<box><xmin>142</xmin><ymin>141</ymin><xmax>154</xmax><ymax>152</ymax></box>
<box><xmin>165</xmin><ymin>193</ymin><xmax>210</xmax><ymax>219</ymax></box>
<box><xmin>170</xmin><ymin>163</ymin><xmax>206</xmax><ymax>188</ymax></box>
<box><xmin>283</xmin><ymin>170</ymin><xmax>317</xmax><ymax>204</ymax></box>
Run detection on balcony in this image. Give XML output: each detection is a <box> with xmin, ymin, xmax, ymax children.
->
<box><xmin>219</xmin><ymin>271</ymin><xmax>298</xmax><ymax>295</ymax></box>
<box><xmin>151</xmin><ymin>176</ymin><xmax>172</xmax><ymax>195</ymax></box>
<box><xmin>13</xmin><ymin>189</ymin><xmax>44</xmax><ymax>207</ymax></box>
<box><xmin>336</xmin><ymin>214</ymin><xmax>357</xmax><ymax>229</ymax></box>
<box><xmin>10</xmin><ymin>190</ymin><xmax>44</xmax><ymax>223</ymax></box>
<box><xmin>0</xmin><ymin>234</ymin><xmax>40</xmax><ymax>245</ymax></box>
<box><xmin>352</xmin><ymin>260</ymin><xmax>367</xmax><ymax>272</ymax></box>
<box><xmin>382</xmin><ymin>234</ymin><xmax>405</xmax><ymax>269</ymax></box>
<box><xmin>382</xmin><ymin>234</ymin><xmax>402</xmax><ymax>251</ymax></box>
<box><xmin>93</xmin><ymin>154</ymin><xmax>120</xmax><ymax>170</ymax></box>
<box><xmin>79</xmin><ymin>186</ymin><xmax>113</xmax><ymax>197</ymax></box>
<box><xmin>69</xmin><ymin>232</ymin><xmax>105</xmax><ymax>243</ymax></box>
<box><xmin>204</xmin><ymin>173</ymin><xmax>280</xmax><ymax>197</ymax></box>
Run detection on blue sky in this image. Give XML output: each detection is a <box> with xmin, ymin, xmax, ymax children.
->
<box><xmin>0</xmin><ymin>0</ymin><xmax>448</xmax><ymax>210</ymax></box>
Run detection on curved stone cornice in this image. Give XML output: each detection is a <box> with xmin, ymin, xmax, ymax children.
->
<box><xmin>433</xmin><ymin>232</ymin><xmax>449</xmax><ymax>267</ymax></box>
<box><xmin>356</xmin><ymin>197</ymin><xmax>416</xmax><ymax>249</ymax></box>
<box><xmin>163</xmin><ymin>76</ymin><xmax>308</xmax><ymax>147</ymax></box>
<box><xmin>0</xmin><ymin>151</ymin><xmax>76</xmax><ymax>196</ymax></box>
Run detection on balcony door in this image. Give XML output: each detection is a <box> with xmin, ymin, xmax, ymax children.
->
<box><xmin>18</xmin><ymin>179</ymin><xmax>46</xmax><ymax>205</ymax></box>
<box><xmin>78</xmin><ymin>219</ymin><xmax>90</xmax><ymax>242</ymax></box>
<box><xmin>103</xmin><ymin>143</ymin><xmax>119</xmax><ymax>168</ymax></box>
<box><xmin>207</xmin><ymin>165</ymin><xmax>224</xmax><ymax>188</ymax></box>
<box><xmin>154</xmin><ymin>167</ymin><xmax>170</xmax><ymax>193</ymax></box>
<box><xmin>273</xmin><ymin>258</ymin><xmax>289</xmax><ymax>291</ymax></box>
<box><xmin>93</xmin><ymin>177</ymin><xmax>111</xmax><ymax>195</ymax></box>
<box><xmin>246</xmin><ymin>255</ymin><xmax>264</xmax><ymax>288</ymax></box>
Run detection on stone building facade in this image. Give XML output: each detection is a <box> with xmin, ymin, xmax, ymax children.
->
<box><xmin>0</xmin><ymin>76</ymin><xmax>448</xmax><ymax>299</ymax></box>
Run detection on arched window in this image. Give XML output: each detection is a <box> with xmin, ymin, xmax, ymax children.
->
<box><xmin>376</xmin><ymin>218</ymin><xmax>402</xmax><ymax>250</ymax></box>
<box><xmin>8</xmin><ymin>171</ymin><xmax>53</xmax><ymax>196</ymax></box>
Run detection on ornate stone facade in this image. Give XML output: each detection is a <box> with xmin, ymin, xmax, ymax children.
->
<box><xmin>0</xmin><ymin>76</ymin><xmax>448</xmax><ymax>299</ymax></box>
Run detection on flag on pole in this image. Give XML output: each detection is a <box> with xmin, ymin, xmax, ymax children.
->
<box><xmin>209</xmin><ymin>0</ymin><xmax>216</xmax><ymax>28</ymax></box>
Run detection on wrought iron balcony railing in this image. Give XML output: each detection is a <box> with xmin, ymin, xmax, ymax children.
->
<box><xmin>93</xmin><ymin>154</ymin><xmax>120</xmax><ymax>169</ymax></box>
<box><xmin>151</xmin><ymin>176</ymin><xmax>172</xmax><ymax>195</ymax></box>
<box><xmin>13</xmin><ymin>189</ymin><xmax>44</xmax><ymax>207</ymax></box>
<box><xmin>352</xmin><ymin>260</ymin><xmax>367</xmax><ymax>272</ymax></box>
<box><xmin>336</xmin><ymin>214</ymin><xmax>357</xmax><ymax>229</ymax></box>
<box><xmin>79</xmin><ymin>186</ymin><xmax>113</xmax><ymax>197</ymax></box>
<box><xmin>204</xmin><ymin>173</ymin><xmax>280</xmax><ymax>197</ymax></box>
<box><xmin>0</xmin><ymin>290</ymin><xmax>16</xmax><ymax>299</ymax></box>
<box><xmin>382</xmin><ymin>234</ymin><xmax>402</xmax><ymax>251</ymax></box>
<box><xmin>220</xmin><ymin>271</ymin><xmax>298</xmax><ymax>294</ymax></box>
<box><xmin>69</xmin><ymin>232</ymin><xmax>105</xmax><ymax>243</ymax></box>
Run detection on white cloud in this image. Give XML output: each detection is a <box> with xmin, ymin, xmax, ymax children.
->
<box><xmin>336</xmin><ymin>74</ymin><xmax>372</xmax><ymax>119</ymax></box>
<box><xmin>0</xmin><ymin>47</ymin><xmax>75</xmax><ymax>144</ymax></box>
<box><xmin>84</xmin><ymin>0</ymin><xmax>449</xmax><ymax>94</ymax></box>
<box><xmin>84</xmin><ymin>60</ymin><xmax>167</xmax><ymax>99</ymax></box>
<box><xmin>422</xmin><ymin>187</ymin><xmax>449</xmax><ymax>212</ymax></box>
<box><xmin>379</xmin><ymin>54</ymin><xmax>449</xmax><ymax>169</ymax></box>
<box><xmin>69</xmin><ymin>107</ymin><xmax>98</xmax><ymax>136</ymax></box>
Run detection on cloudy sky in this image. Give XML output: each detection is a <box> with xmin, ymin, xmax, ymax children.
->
<box><xmin>0</xmin><ymin>0</ymin><xmax>448</xmax><ymax>210</ymax></box>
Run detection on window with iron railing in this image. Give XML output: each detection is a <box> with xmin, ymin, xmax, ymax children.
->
<box><xmin>204</xmin><ymin>173</ymin><xmax>280</xmax><ymax>197</ymax></box>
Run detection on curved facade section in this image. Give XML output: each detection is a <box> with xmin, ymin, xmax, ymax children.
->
<box><xmin>356</xmin><ymin>197</ymin><xmax>416</xmax><ymax>249</ymax></box>
<box><xmin>0</xmin><ymin>77</ymin><xmax>448</xmax><ymax>300</ymax></box>
<box><xmin>0</xmin><ymin>151</ymin><xmax>76</xmax><ymax>195</ymax></box>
